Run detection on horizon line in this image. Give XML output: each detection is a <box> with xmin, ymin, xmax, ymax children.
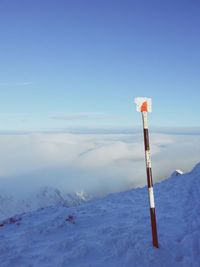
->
<box><xmin>0</xmin><ymin>126</ymin><xmax>200</xmax><ymax>135</ymax></box>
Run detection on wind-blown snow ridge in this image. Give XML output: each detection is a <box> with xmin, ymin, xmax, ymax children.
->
<box><xmin>0</xmin><ymin>163</ymin><xmax>200</xmax><ymax>267</ymax></box>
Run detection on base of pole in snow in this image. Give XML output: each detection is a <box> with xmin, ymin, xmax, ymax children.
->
<box><xmin>150</xmin><ymin>208</ymin><xmax>159</xmax><ymax>248</ymax></box>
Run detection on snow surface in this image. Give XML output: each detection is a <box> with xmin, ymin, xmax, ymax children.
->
<box><xmin>1</xmin><ymin>163</ymin><xmax>200</xmax><ymax>267</ymax></box>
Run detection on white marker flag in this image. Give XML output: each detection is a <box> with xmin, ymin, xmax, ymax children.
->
<box><xmin>134</xmin><ymin>97</ymin><xmax>152</xmax><ymax>112</ymax></box>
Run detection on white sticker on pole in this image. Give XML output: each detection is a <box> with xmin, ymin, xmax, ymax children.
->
<box><xmin>148</xmin><ymin>187</ymin><xmax>155</xmax><ymax>208</ymax></box>
<box><xmin>134</xmin><ymin>97</ymin><xmax>152</xmax><ymax>113</ymax></box>
<box><xmin>145</xmin><ymin>150</ymin><xmax>151</xmax><ymax>168</ymax></box>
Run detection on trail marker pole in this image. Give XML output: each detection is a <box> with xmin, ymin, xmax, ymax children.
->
<box><xmin>134</xmin><ymin>97</ymin><xmax>159</xmax><ymax>248</ymax></box>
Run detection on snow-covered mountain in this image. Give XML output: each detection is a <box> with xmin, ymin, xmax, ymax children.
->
<box><xmin>0</xmin><ymin>163</ymin><xmax>200</xmax><ymax>267</ymax></box>
<box><xmin>0</xmin><ymin>186</ymin><xmax>90</xmax><ymax>220</ymax></box>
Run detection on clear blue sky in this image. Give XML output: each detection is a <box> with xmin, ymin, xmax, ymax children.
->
<box><xmin>0</xmin><ymin>0</ymin><xmax>200</xmax><ymax>131</ymax></box>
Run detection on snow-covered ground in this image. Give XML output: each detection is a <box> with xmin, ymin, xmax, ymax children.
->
<box><xmin>1</xmin><ymin>163</ymin><xmax>200</xmax><ymax>267</ymax></box>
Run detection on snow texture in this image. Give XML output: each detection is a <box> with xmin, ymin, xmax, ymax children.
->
<box><xmin>0</xmin><ymin>163</ymin><xmax>200</xmax><ymax>267</ymax></box>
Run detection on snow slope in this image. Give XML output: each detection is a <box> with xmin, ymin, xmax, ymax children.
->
<box><xmin>0</xmin><ymin>163</ymin><xmax>200</xmax><ymax>267</ymax></box>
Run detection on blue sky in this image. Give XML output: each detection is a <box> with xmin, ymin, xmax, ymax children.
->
<box><xmin>0</xmin><ymin>0</ymin><xmax>200</xmax><ymax>131</ymax></box>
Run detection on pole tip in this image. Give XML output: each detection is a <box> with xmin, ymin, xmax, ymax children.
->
<box><xmin>134</xmin><ymin>97</ymin><xmax>152</xmax><ymax>112</ymax></box>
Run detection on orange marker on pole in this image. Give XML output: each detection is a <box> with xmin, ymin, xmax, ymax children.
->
<box><xmin>134</xmin><ymin>97</ymin><xmax>159</xmax><ymax>248</ymax></box>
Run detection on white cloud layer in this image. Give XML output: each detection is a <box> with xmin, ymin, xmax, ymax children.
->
<box><xmin>0</xmin><ymin>133</ymin><xmax>199</xmax><ymax>198</ymax></box>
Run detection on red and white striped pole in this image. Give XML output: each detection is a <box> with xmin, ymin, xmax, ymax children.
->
<box><xmin>134</xmin><ymin>97</ymin><xmax>159</xmax><ymax>248</ymax></box>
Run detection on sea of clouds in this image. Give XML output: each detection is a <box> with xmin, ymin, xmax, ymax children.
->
<box><xmin>0</xmin><ymin>131</ymin><xmax>199</xmax><ymax>198</ymax></box>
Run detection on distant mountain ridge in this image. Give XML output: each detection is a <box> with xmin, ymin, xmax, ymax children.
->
<box><xmin>0</xmin><ymin>186</ymin><xmax>90</xmax><ymax>220</ymax></box>
<box><xmin>0</xmin><ymin>167</ymin><xmax>186</xmax><ymax>221</ymax></box>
